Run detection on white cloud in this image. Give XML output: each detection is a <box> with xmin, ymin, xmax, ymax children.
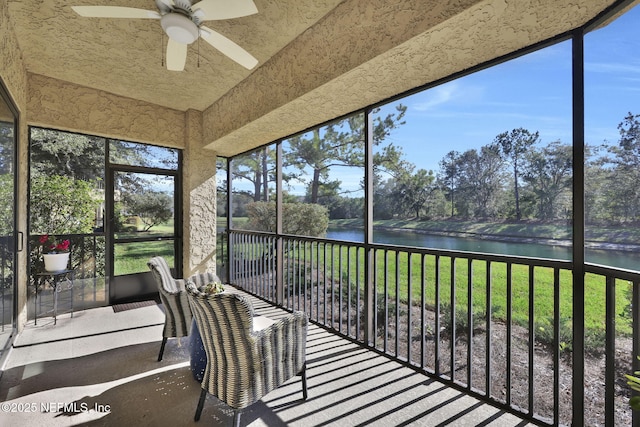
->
<box><xmin>412</xmin><ymin>82</ymin><xmax>462</xmax><ymax>111</ymax></box>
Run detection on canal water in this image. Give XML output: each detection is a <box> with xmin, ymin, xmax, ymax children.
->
<box><xmin>326</xmin><ymin>227</ymin><xmax>640</xmax><ymax>271</ymax></box>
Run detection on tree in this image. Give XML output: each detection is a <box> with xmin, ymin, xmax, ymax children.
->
<box><xmin>583</xmin><ymin>144</ymin><xmax>609</xmax><ymax>223</ymax></box>
<box><xmin>287</xmin><ymin>105</ymin><xmax>407</xmax><ymax>204</ymax></box>
<box><xmin>456</xmin><ymin>145</ymin><xmax>505</xmax><ymax>218</ymax></box>
<box><xmin>30</xmin><ymin>175</ymin><xmax>98</xmax><ymax>234</ymax></box>
<box><xmin>372</xmin><ymin>140</ymin><xmax>423</xmax><ymax>219</ymax></box>
<box><xmin>522</xmin><ymin>141</ymin><xmax>572</xmax><ymax>220</ymax></box>
<box><xmin>0</xmin><ymin>174</ymin><xmax>13</xmax><ymax>236</ymax></box>
<box><xmin>494</xmin><ymin>128</ymin><xmax>539</xmax><ymax>220</ymax></box>
<box><xmin>372</xmin><ymin>177</ymin><xmax>393</xmax><ymax>219</ymax></box>
<box><xmin>439</xmin><ymin>151</ymin><xmax>461</xmax><ymax>217</ymax></box>
<box><xmin>216</xmin><ymin>158</ymin><xmax>229</xmax><ymax>218</ymax></box>
<box><xmin>603</xmin><ymin>113</ymin><xmax>640</xmax><ymax>221</ymax></box>
<box><xmin>395</xmin><ymin>168</ymin><xmax>435</xmax><ymax>219</ymax></box>
<box><xmin>123</xmin><ymin>192</ymin><xmax>173</xmax><ymax>232</ymax></box>
<box><xmin>30</xmin><ymin>128</ymin><xmax>105</xmax><ymax>180</ymax></box>
<box><xmin>231</xmin><ymin>147</ymin><xmax>275</xmax><ymax>202</ymax></box>
<box><xmin>0</xmin><ymin>121</ymin><xmax>14</xmax><ymax>175</ymax></box>
<box><xmin>30</xmin><ymin>128</ymin><xmax>163</xmax><ymax>196</ymax></box>
<box><xmin>615</xmin><ymin>112</ymin><xmax>640</xmax><ymax>167</ymax></box>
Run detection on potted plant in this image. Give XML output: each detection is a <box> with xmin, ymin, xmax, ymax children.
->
<box><xmin>200</xmin><ymin>281</ymin><xmax>225</xmax><ymax>295</ymax></box>
<box><xmin>39</xmin><ymin>234</ymin><xmax>71</xmax><ymax>272</ymax></box>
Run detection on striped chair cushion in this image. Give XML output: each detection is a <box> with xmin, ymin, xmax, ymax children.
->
<box><xmin>186</xmin><ymin>280</ymin><xmax>307</xmax><ymax>409</ymax></box>
<box><xmin>188</xmin><ymin>271</ymin><xmax>221</xmax><ymax>288</ymax></box>
<box><xmin>148</xmin><ymin>257</ymin><xmax>192</xmax><ymax>338</ymax></box>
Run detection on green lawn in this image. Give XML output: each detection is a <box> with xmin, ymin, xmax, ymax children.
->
<box><xmin>113</xmin><ymin>219</ymin><xmax>177</xmax><ymax>275</ymax></box>
<box><xmin>280</xmin><ymin>243</ymin><xmax>632</xmax><ymax>352</ymax></box>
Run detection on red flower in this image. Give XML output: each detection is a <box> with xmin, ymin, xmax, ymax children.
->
<box><xmin>38</xmin><ymin>235</ymin><xmax>70</xmax><ymax>253</ymax></box>
<box><xmin>56</xmin><ymin>240</ymin><xmax>70</xmax><ymax>252</ymax></box>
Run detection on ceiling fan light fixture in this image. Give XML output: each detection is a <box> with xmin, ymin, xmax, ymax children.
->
<box><xmin>161</xmin><ymin>13</ymin><xmax>199</xmax><ymax>44</ymax></box>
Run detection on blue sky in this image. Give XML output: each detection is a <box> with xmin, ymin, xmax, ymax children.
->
<box><xmin>375</xmin><ymin>4</ymin><xmax>640</xmax><ymax>176</ymax></box>
<box><xmin>253</xmin><ymin>5</ymin><xmax>640</xmax><ymax>198</ymax></box>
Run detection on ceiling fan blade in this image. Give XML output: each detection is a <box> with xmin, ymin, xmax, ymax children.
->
<box><xmin>71</xmin><ymin>6</ymin><xmax>160</xmax><ymax>19</ymax></box>
<box><xmin>166</xmin><ymin>39</ymin><xmax>188</xmax><ymax>71</ymax></box>
<box><xmin>200</xmin><ymin>26</ymin><xmax>258</xmax><ymax>69</ymax></box>
<box><xmin>192</xmin><ymin>0</ymin><xmax>257</xmax><ymax>20</ymax></box>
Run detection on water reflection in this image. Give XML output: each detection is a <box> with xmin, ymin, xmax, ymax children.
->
<box><xmin>326</xmin><ymin>227</ymin><xmax>640</xmax><ymax>271</ymax></box>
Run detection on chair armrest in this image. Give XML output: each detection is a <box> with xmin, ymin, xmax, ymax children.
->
<box><xmin>254</xmin><ymin>311</ymin><xmax>307</xmax><ymax>368</ymax></box>
<box><xmin>253</xmin><ymin>315</ymin><xmax>275</xmax><ymax>332</ymax></box>
<box><xmin>255</xmin><ymin>311</ymin><xmax>307</xmax><ymax>336</ymax></box>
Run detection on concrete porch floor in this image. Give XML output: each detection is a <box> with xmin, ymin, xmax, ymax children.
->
<box><xmin>0</xmin><ymin>290</ymin><xmax>533</xmax><ymax>426</ymax></box>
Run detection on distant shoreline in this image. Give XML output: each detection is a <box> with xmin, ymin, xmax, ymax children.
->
<box><xmin>331</xmin><ymin>223</ymin><xmax>640</xmax><ymax>253</ymax></box>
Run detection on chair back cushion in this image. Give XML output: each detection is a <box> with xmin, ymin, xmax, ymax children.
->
<box><xmin>148</xmin><ymin>256</ymin><xmax>192</xmax><ymax>338</ymax></box>
<box><xmin>148</xmin><ymin>256</ymin><xmax>179</xmax><ymax>293</ymax></box>
<box><xmin>188</xmin><ymin>271</ymin><xmax>221</xmax><ymax>287</ymax></box>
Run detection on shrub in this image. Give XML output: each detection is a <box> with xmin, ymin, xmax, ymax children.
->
<box><xmin>246</xmin><ymin>201</ymin><xmax>329</xmax><ymax>237</ymax></box>
<box><xmin>30</xmin><ymin>175</ymin><xmax>98</xmax><ymax>234</ymax></box>
<box><xmin>439</xmin><ymin>302</ymin><xmax>489</xmax><ymax>337</ymax></box>
<box><xmin>535</xmin><ymin>316</ymin><xmax>573</xmax><ymax>353</ymax></box>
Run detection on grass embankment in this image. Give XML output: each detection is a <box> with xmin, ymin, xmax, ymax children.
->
<box><xmin>330</xmin><ymin>218</ymin><xmax>640</xmax><ymax>244</ymax></box>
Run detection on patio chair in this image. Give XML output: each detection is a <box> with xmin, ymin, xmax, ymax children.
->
<box><xmin>186</xmin><ymin>281</ymin><xmax>308</xmax><ymax>427</ymax></box>
<box><xmin>147</xmin><ymin>256</ymin><xmax>194</xmax><ymax>361</ymax></box>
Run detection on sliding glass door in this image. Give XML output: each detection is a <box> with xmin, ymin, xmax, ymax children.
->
<box><xmin>0</xmin><ymin>80</ymin><xmax>18</xmax><ymax>358</ymax></box>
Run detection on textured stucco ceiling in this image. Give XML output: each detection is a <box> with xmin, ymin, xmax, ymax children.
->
<box><xmin>7</xmin><ymin>0</ymin><xmax>342</xmax><ymax>112</ymax></box>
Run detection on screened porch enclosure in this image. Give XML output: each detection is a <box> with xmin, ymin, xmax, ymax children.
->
<box><xmin>219</xmin><ymin>7</ymin><xmax>640</xmax><ymax>425</ymax></box>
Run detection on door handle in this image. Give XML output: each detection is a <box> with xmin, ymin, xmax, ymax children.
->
<box><xmin>17</xmin><ymin>231</ymin><xmax>24</xmax><ymax>252</ymax></box>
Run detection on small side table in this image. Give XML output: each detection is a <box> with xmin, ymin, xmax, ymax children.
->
<box><xmin>34</xmin><ymin>270</ymin><xmax>74</xmax><ymax>325</ymax></box>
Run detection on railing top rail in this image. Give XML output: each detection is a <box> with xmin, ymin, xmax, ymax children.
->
<box><xmin>586</xmin><ymin>262</ymin><xmax>640</xmax><ymax>281</ymax></box>
<box><xmin>30</xmin><ymin>232</ymin><xmax>106</xmax><ymax>238</ymax></box>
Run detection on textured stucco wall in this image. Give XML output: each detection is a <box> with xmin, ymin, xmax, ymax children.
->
<box><xmin>183</xmin><ymin>109</ymin><xmax>218</xmax><ymax>278</ymax></box>
<box><xmin>202</xmin><ymin>0</ymin><xmax>482</xmax><ymax>155</ymax></box>
<box><xmin>27</xmin><ymin>74</ymin><xmax>187</xmax><ymax>149</ymax></box>
<box><xmin>0</xmin><ymin>0</ymin><xmax>29</xmax><ymax>331</ymax></box>
<box><xmin>203</xmin><ymin>0</ymin><xmax>616</xmax><ymax>157</ymax></box>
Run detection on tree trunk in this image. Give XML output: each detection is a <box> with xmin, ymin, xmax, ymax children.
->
<box><xmin>311</xmin><ymin>168</ymin><xmax>320</xmax><ymax>204</ymax></box>
<box><xmin>450</xmin><ymin>185</ymin><xmax>455</xmax><ymax>217</ymax></box>
<box><xmin>514</xmin><ymin>167</ymin><xmax>521</xmax><ymax>220</ymax></box>
<box><xmin>253</xmin><ymin>170</ymin><xmax>261</xmax><ymax>202</ymax></box>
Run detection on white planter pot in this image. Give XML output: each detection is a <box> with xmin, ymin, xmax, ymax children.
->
<box><xmin>43</xmin><ymin>253</ymin><xmax>70</xmax><ymax>272</ymax></box>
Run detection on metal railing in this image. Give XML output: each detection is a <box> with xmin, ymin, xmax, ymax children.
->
<box><xmin>28</xmin><ymin>233</ymin><xmax>107</xmax><ymax>317</ymax></box>
<box><xmin>228</xmin><ymin>229</ymin><xmax>639</xmax><ymax>426</ymax></box>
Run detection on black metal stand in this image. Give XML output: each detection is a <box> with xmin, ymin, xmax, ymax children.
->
<box><xmin>34</xmin><ymin>270</ymin><xmax>74</xmax><ymax>325</ymax></box>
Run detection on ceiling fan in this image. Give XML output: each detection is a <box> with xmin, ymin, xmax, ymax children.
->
<box><xmin>72</xmin><ymin>0</ymin><xmax>259</xmax><ymax>71</ymax></box>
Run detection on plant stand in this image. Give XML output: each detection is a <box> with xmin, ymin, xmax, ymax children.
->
<box><xmin>34</xmin><ymin>269</ymin><xmax>75</xmax><ymax>325</ymax></box>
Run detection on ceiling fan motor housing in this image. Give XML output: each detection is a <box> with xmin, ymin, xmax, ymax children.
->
<box><xmin>161</xmin><ymin>12</ymin><xmax>199</xmax><ymax>44</ymax></box>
